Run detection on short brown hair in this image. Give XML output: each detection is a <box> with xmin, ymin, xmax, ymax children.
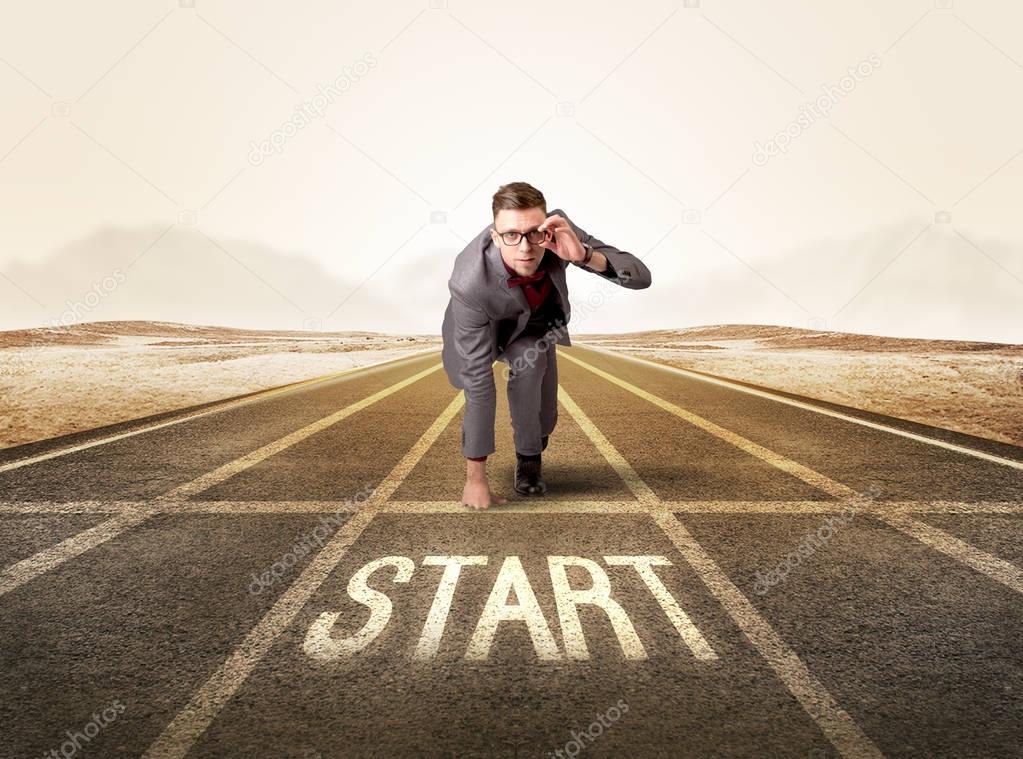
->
<box><xmin>492</xmin><ymin>181</ymin><xmax>546</xmax><ymax>219</ymax></box>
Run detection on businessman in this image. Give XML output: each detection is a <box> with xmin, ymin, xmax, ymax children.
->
<box><xmin>441</xmin><ymin>182</ymin><xmax>652</xmax><ymax>509</ymax></box>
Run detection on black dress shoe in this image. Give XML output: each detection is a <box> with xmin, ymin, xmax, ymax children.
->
<box><xmin>514</xmin><ymin>455</ymin><xmax>547</xmax><ymax>496</ymax></box>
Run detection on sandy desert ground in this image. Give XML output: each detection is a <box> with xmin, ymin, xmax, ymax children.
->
<box><xmin>578</xmin><ymin>325</ymin><xmax>1023</xmax><ymax>448</ymax></box>
<box><xmin>2</xmin><ymin>321</ymin><xmax>1020</xmax><ymax>452</ymax></box>
<box><xmin>0</xmin><ymin>321</ymin><xmax>440</xmax><ymax>450</ymax></box>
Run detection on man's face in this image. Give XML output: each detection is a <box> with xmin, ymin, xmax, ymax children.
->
<box><xmin>490</xmin><ymin>207</ymin><xmax>548</xmax><ymax>277</ymax></box>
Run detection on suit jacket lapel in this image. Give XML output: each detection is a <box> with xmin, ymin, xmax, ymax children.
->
<box><xmin>547</xmin><ymin>252</ymin><xmax>568</xmax><ymax>310</ymax></box>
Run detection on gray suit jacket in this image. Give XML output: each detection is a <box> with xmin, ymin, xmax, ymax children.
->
<box><xmin>441</xmin><ymin>208</ymin><xmax>652</xmax><ymax>459</ymax></box>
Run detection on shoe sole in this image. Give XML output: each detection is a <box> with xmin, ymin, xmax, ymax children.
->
<box><xmin>514</xmin><ymin>482</ymin><xmax>547</xmax><ymax>496</ymax></box>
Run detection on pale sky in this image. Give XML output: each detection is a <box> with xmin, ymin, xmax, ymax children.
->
<box><xmin>1</xmin><ymin>0</ymin><xmax>1021</xmax><ymax>342</ymax></box>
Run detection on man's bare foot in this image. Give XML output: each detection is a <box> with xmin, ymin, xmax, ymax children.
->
<box><xmin>462</xmin><ymin>478</ymin><xmax>507</xmax><ymax>510</ymax></box>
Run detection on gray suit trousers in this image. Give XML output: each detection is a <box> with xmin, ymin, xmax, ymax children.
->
<box><xmin>497</xmin><ymin>329</ymin><xmax>559</xmax><ymax>456</ymax></box>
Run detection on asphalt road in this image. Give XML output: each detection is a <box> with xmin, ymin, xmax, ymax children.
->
<box><xmin>0</xmin><ymin>344</ymin><xmax>1021</xmax><ymax>759</ymax></box>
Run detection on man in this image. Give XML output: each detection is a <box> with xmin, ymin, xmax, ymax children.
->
<box><xmin>441</xmin><ymin>181</ymin><xmax>652</xmax><ymax>509</ymax></box>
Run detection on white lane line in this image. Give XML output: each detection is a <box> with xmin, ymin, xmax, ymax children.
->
<box><xmin>557</xmin><ymin>386</ymin><xmax>661</xmax><ymax>503</ymax></box>
<box><xmin>603</xmin><ymin>554</ymin><xmax>719</xmax><ymax>661</ymax></box>
<box><xmin>391</xmin><ymin>500</ymin><xmax>1023</xmax><ymax>515</ymax></box>
<box><xmin>0</xmin><ymin>348</ymin><xmax>440</xmax><ymax>475</ymax></box>
<box><xmin>388</xmin><ymin>499</ymin><xmax>1023</xmax><ymax>517</ymax></box>
<box><xmin>157</xmin><ymin>362</ymin><xmax>442</xmax><ymax>501</ymax></box>
<box><xmin>390</xmin><ymin>499</ymin><xmax>650</xmax><ymax>514</ymax></box>
<box><xmin>3</xmin><ymin>500</ymin><xmax>1022</xmax><ymax>515</ymax></box>
<box><xmin>653</xmin><ymin>511</ymin><xmax>882</xmax><ymax>759</ymax></box>
<box><xmin>879</xmin><ymin>513</ymin><xmax>1023</xmax><ymax>595</ymax></box>
<box><xmin>879</xmin><ymin>501</ymin><xmax>1023</xmax><ymax>515</ymax></box>
<box><xmin>565</xmin><ymin>352</ymin><xmax>1023</xmax><ymax>595</ymax></box>
<box><xmin>0</xmin><ymin>362</ymin><xmax>443</xmax><ymax>596</ymax></box>
<box><xmin>558</xmin><ymin>386</ymin><xmax>884</xmax><ymax>759</ymax></box>
<box><xmin>0</xmin><ymin>508</ymin><xmax>158</xmax><ymax>596</ymax></box>
<box><xmin>576</xmin><ymin>342</ymin><xmax>1023</xmax><ymax>471</ymax></box>
<box><xmin>560</xmin><ymin>355</ymin><xmax>853</xmax><ymax>500</ymax></box>
<box><xmin>142</xmin><ymin>391</ymin><xmax>464</xmax><ymax>759</ymax></box>
<box><xmin>0</xmin><ymin>501</ymin><xmax>138</xmax><ymax>514</ymax></box>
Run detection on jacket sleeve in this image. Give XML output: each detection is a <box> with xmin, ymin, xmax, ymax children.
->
<box><xmin>449</xmin><ymin>288</ymin><xmax>497</xmax><ymax>459</ymax></box>
<box><xmin>552</xmin><ymin>207</ymin><xmax>652</xmax><ymax>290</ymax></box>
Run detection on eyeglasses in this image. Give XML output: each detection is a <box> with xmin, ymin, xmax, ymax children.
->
<box><xmin>497</xmin><ymin>228</ymin><xmax>549</xmax><ymax>246</ymax></box>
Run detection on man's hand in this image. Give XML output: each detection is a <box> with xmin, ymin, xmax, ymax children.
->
<box><xmin>462</xmin><ymin>477</ymin><xmax>506</xmax><ymax>510</ymax></box>
<box><xmin>463</xmin><ymin>458</ymin><xmax>507</xmax><ymax>510</ymax></box>
<box><xmin>538</xmin><ymin>213</ymin><xmax>586</xmax><ymax>264</ymax></box>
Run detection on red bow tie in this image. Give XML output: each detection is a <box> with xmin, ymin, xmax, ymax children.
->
<box><xmin>506</xmin><ymin>270</ymin><xmax>547</xmax><ymax>288</ymax></box>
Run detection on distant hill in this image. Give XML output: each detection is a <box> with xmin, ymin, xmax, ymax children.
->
<box><xmin>578</xmin><ymin>324</ymin><xmax>1023</xmax><ymax>353</ymax></box>
<box><xmin>2</xmin><ymin>217</ymin><xmax>1022</xmax><ymax>342</ymax></box>
<box><xmin>0</xmin><ymin>320</ymin><xmax>437</xmax><ymax>349</ymax></box>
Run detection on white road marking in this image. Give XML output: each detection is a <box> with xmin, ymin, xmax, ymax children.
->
<box><xmin>1</xmin><ymin>342</ymin><xmax>1016</xmax><ymax>758</ymax></box>
<box><xmin>3</xmin><ymin>500</ymin><xmax>1021</xmax><ymax>515</ymax></box>
<box><xmin>414</xmin><ymin>556</ymin><xmax>489</xmax><ymax>661</ymax></box>
<box><xmin>879</xmin><ymin>512</ymin><xmax>1023</xmax><ymax>595</ymax></box>
<box><xmin>465</xmin><ymin>555</ymin><xmax>562</xmax><ymax>662</ymax></box>
<box><xmin>562</xmin><ymin>359</ymin><xmax>1023</xmax><ymax>596</ymax></box>
<box><xmin>548</xmin><ymin>555</ymin><xmax>647</xmax><ymax>660</ymax></box>
<box><xmin>577</xmin><ymin>342</ymin><xmax>1023</xmax><ymax>471</ymax></box>
<box><xmin>604</xmin><ymin>555</ymin><xmax>718</xmax><ymax>661</ymax></box>
<box><xmin>557</xmin><ymin>362</ymin><xmax>855</xmax><ymax>500</ymax></box>
<box><xmin>3</xmin><ymin>499</ymin><xmax>1018</xmax><ymax>517</ymax></box>
<box><xmin>556</xmin><ymin>384</ymin><xmax>659</xmax><ymax>500</ymax></box>
<box><xmin>0</xmin><ymin>361</ymin><xmax>443</xmax><ymax>599</ymax></box>
<box><xmin>0</xmin><ymin>501</ymin><xmax>138</xmax><ymax>514</ymax></box>
<box><xmin>386</xmin><ymin>500</ymin><xmax>1023</xmax><ymax>515</ymax></box>
<box><xmin>297</xmin><ymin>553</ymin><xmax>714</xmax><ymax>662</ymax></box>
<box><xmin>304</xmin><ymin>556</ymin><xmax>415</xmax><ymax>662</ymax></box>
<box><xmin>143</xmin><ymin>390</ymin><xmax>464</xmax><ymax>759</ymax></box>
<box><xmin>0</xmin><ymin>348</ymin><xmax>440</xmax><ymax>475</ymax></box>
<box><xmin>388</xmin><ymin>499</ymin><xmax>648</xmax><ymax>514</ymax></box>
<box><xmin>158</xmin><ymin>362</ymin><xmax>443</xmax><ymax>500</ymax></box>
<box><xmin>654</xmin><ymin>511</ymin><xmax>883</xmax><ymax>759</ymax></box>
<box><xmin>558</xmin><ymin>385</ymin><xmax>884</xmax><ymax>759</ymax></box>
<box><xmin>0</xmin><ymin>508</ymin><xmax>158</xmax><ymax>596</ymax></box>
